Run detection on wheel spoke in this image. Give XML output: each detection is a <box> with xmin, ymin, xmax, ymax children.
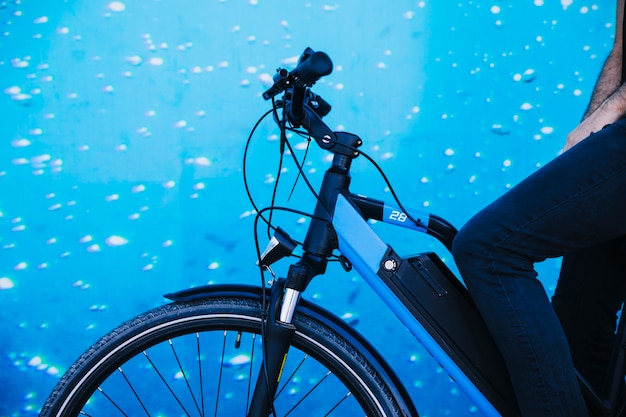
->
<box><xmin>246</xmin><ymin>333</ymin><xmax>257</xmax><ymax>414</ymax></box>
<box><xmin>169</xmin><ymin>339</ymin><xmax>203</xmax><ymax>415</ymax></box>
<box><xmin>117</xmin><ymin>368</ymin><xmax>150</xmax><ymax>416</ymax></box>
<box><xmin>282</xmin><ymin>370</ymin><xmax>331</xmax><ymax>416</ymax></box>
<box><xmin>214</xmin><ymin>330</ymin><xmax>228</xmax><ymax>417</ymax></box>
<box><xmin>196</xmin><ymin>332</ymin><xmax>205</xmax><ymax>416</ymax></box>
<box><xmin>141</xmin><ymin>350</ymin><xmax>192</xmax><ymax>416</ymax></box>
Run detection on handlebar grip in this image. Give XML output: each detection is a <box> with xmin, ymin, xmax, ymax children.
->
<box><xmin>294</xmin><ymin>51</ymin><xmax>333</xmax><ymax>84</ymax></box>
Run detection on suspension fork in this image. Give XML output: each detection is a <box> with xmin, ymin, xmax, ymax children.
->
<box><xmin>247</xmin><ymin>279</ymin><xmax>296</xmax><ymax>417</ymax></box>
<box><xmin>247</xmin><ymin>251</ymin><xmax>329</xmax><ymax>416</ymax></box>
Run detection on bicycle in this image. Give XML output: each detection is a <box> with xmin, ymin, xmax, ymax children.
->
<box><xmin>39</xmin><ymin>47</ymin><xmax>626</xmax><ymax>417</ymax></box>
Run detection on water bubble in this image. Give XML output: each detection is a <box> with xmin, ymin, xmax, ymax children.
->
<box><xmin>105</xmin><ymin>235</ymin><xmax>128</xmax><ymax>247</ymax></box>
<box><xmin>148</xmin><ymin>57</ymin><xmax>164</xmax><ymax>66</ymax></box>
<box><xmin>33</xmin><ymin>16</ymin><xmax>49</xmax><ymax>24</ymax></box>
<box><xmin>226</xmin><ymin>354</ymin><xmax>251</xmax><ymax>368</ymax></box>
<box><xmin>12</xmin><ymin>138</ymin><xmax>31</xmax><ymax>147</ymax></box>
<box><xmin>46</xmin><ymin>366</ymin><xmax>60</xmax><ymax>376</ymax></box>
<box><xmin>0</xmin><ymin>277</ymin><xmax>15</xmax><ymax>290</ymax></box>
<box><xmin>87</xmin><ymin>244</ymin><xmax>101</xmax><ymax>253</ymax></box>
<box><xmin>108</xmin><ymin>1</ymin><xmax>126</xmax><ymax>12</ymax></box>
<box><xmin>28</xmin><ymin>356</ymin><xmax>42</xmax><ymax>367</ymax></box>
<box><xmin>14</xmin><ymin>262</ymin><xmax>27</xmax><ymax>270</ymax></box>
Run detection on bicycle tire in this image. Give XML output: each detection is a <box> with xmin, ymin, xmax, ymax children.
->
<box><xmin>39</xmin><ymin>286</ymin><xmax>415</xmax><ymax>416</ymax></box>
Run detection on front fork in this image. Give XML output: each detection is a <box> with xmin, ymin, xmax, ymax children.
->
<box><xmin>247</xmin><ymin>250</ymin><xmax>327</xmax><ymax>417</ymax></box>
<box><xmin>247</xmin><ymin>279</ymin><xmax>300</xmax><ymax>417</ymax></box>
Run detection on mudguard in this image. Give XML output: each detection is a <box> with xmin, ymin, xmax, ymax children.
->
<box><xmin>165</xmin><ymin>283</ymin><xmax>419</xmax><ymax>417</ymax></box>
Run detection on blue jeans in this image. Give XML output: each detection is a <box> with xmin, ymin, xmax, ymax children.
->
<box><xmin>451</xmin><ymin>119</ymin><xmax>626</xmax><ymax>417</ymax></box>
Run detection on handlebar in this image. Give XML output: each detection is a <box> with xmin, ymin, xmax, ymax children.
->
<box><xmin>263</xmin><ymin>47</ymin><xmax>333</xmax><ymax>128</ymax></box>
<box><xmin>262</xmin><ymin>47</ymin><xmax>333</xmax><ymax>101</ymax></box>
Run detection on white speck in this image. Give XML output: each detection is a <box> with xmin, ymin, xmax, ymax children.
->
<box><xmin>258</xmin><ymin>73</ymin><xmax>273</xmax><ymax>86</ymax></box>
<box><xmin>28</xmin><ymin>357</ymin><xmax>42</xmax><ymax>367</ymax></box>
<box><xmin>105</xmin><ymin>236</ymin><xmax>128</xmax><ymax>247</ymax></box>
<box><xmin>207</xmin><ymin>262</ymin><xmax>219</xmax><ymax>270</ymax></box>
<box><xmin>162</xmin><ymin>240</ymin><xmax>173</xmax><ymax>247</ymax></box>
<box><xmin>540</xmin><ymin>126</ymin><xmax>554</xmax><ymax>134</ymax></box>
<box><xmin>12</xmin><ymin>139</ymin><xmax>31</xmax><ymax>147</ymax></box>
<box><xmin>108</xmin><ymin>1</ymin><xmax>126</xmax><ymax>12</ymax></box>
<box><xmin>142</xmin><ymin>264</ymin><xmax>154</xmax><ymax>271</ymax></box>
<box><xmin>14</xmin><ymin>262</ymin><xmax>27</xmax><ymax>270</ymax></box>
<box><xmin>79</xmin><ymin>235</ymin><xmax>93</xmax><ymax>243</ymax></box>
<box><xmin>403</xmin><ymin>11</ymin><xmax>414</xmax><ymax>19</ymax></box>
<box><xmin>193</xmin><ymin>182</ymin><xmax>205</xmax><ymax>190</ymax></box>
<box><xmin>217</xmin><ymin>61</ymin><xmax>229</xmax><ymax>69</ymax></box>
<box><xmin>503</xmin><ymin>159</ymin><xmax>512</xmax><ymax>167</ymax></box>
<box><xmin>148</xmin><ymin>57</ymin><xmax>164</xmax><ymax>66</ymax></box>
<box><xmin>5</xmin><ymin>86</ymin><xmax>21</xmax><ymax>95</ymax></box>
<box><xmin>444</xmin><ymin>148</ymin><xmax>455</xmax><ymax>156</ymax></box>
<box><xmin>520</xmin><ymin>102</ymin><xmax>533</xmax><ymax>110</ymax></box>
<box><xmin>34</xmin><ymin>16</ymin><xmax>49</xmax><ymax>24</ymax></box>
<box><xmin>102</xmin><ymin>85</ymin><xmax>114</xmax><ymax>93</ymax></box>
<box><xmin>228</xmin><ymin>354</ymin><xmax>251</xmax><ymax>367</ymax></box>
<box><xmin>174</xmin><ymin>120</ymin><xmax>187</xmax><ymax>128</ymax></box>
<box><xmin>194</xmin><ymin>156</ymin><xmax>211</xmax><ymax>166</ymax></box>
<box><xmin>105</xmin><ymin>194</ymin><xmax>119</xmax><ymax>202</ymax></box>
<box><xmin>12</xmin><ymin>58</ymin><xmax>29</xmax><ymax>69</ymax></box>
<box><xmin>573</xmin><ymin>89</ymin><xmax>582</xmax><ymax>96</ymax></box>
<box><xmin>490</xmin><ymin>5</ymin><xmax>501</xmax><ymax>14</ymax></box>
<box><xmin>0</xmin><ymin>277</ymin><xmax>15</xmax><ymax>290</ymax></box>
<box><xmin>48</xmin><ymin>203</ymin><xmax>62</xmax><ymax>211</ymax></box>
<box><xmin>87</xmin><ymin>244</ymin><xmax>101</xmax><ymax>253</ymax></box>
<box><xmin>560</xmin><ymin>0</ymin><xmax>572</xmax><ymax>10</ymax></box>
<box><xmin>163</xmin><ymin>180</ymin><xmax>176</xmax><ymax>189</ymax></box>
<box><xmin>125</xmin><ymin>55</ymin><xmax>142</xmax><ymax>66</ymax></box>
<box><xmin>46</xmin><ymin>366</ymin><xmax>60</xmax><ymax>376</ymax></box>
<box><xmin>132</xmin><ymin>184</ymin><xmax>145</xmax><ymax>193</ymax></box>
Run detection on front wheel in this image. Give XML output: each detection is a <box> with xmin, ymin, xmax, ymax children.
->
<box><xmin>40</xmin><ymin>285</ymin><xmax>416</xmax><ymax>416</ymax></box>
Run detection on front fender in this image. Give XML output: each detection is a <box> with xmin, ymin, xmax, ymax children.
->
<box><xmin>164</xmin><ymin>283</ymin><xmax>418</xmax><ymax>417</ymax></box>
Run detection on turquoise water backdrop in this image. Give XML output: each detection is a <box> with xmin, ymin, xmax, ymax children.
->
<box><xmin>0</xmin><ymin>1</ymin><xmax>613</xmax><ymax>415</ymax></box>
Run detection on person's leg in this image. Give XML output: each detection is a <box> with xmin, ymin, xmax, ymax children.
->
<box><xmin>553</xmin><ymin>238</ymin><xmax>626</xmax><ymax>393</ymax></box>
<box><xmin>451</xmin><ymin>119</ymin><xmax>626</xmax><ymax>416</ymax></box>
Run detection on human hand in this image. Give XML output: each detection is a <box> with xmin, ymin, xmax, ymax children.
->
<box><xmin>563</xmin><ymin>103</ymin><xmax>621</xmax><ymax>152</ymax></box>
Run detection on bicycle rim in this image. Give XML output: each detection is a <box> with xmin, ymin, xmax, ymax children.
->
<box><xmin>40</xmin><ymin>295</ymin><xmax>402</xmax><ymax>416</ymax></box>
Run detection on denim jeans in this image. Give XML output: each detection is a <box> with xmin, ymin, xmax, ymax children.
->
<box><xmin>451</xmin><ymin>118</ymin><xmax>626</xmax><ymax>417</ymax></box>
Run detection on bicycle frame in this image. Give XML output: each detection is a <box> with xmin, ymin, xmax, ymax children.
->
<box><xmin>333</xmin><ymin>192</ymin><xmax>518</xmax><ymax>417</ymax></box>
<box><xmin>242</xmin><ymin>48</ymin><xmax>626</xmax><ymax>417</ymax></box>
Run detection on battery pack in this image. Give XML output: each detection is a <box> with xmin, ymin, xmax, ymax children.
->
<box><xmin>377</xmin><ymin>249</ymin><xmax>521</xmax><ymax>416</ymax></box>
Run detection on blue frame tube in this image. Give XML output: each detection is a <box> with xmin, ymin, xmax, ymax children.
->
<box><xmin>332</xmin><ymin>194</ymin><xmax>501</xmax><ymax>417</ymax></box>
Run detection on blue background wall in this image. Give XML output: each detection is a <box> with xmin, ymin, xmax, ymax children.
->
<box><xmin>0</xmin><ymin>1</ymin><xmax>614</xmax><ymax>415</ymax></box>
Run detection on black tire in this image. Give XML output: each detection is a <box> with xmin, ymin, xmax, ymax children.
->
<box><xmin>40</xmin><ymin>288</ymin><xmax>414</xmax><ymax>416</ymax></box>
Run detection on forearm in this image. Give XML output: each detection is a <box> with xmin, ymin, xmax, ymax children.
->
<box><xmin>584</xmin><ymin>48</ymin><xmax>623</xmax><ymax>118</ymax></box>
